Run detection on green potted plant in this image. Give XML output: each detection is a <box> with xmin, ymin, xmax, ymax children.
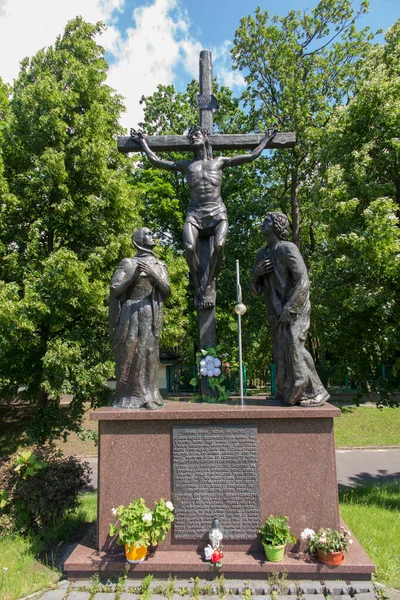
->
<box><xmin>109</xmin><ymin>498</ymin><xmax>174</xmax><ymax>563</ymax></box>
<box><xmin>301</xmin><ymin>526</ymin><xmax>352</xmax><ymax>566</ymax></box>
<box><xmin>259</xmin><ymin>515</ymin><xmax>296</xmax><ymax>562</ymax></box>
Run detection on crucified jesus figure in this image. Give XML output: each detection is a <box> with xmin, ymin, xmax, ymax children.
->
<box><xmin>133</xmin><ymin>126</ymin><xmax>277</xmax><ymax>308</ymax></box>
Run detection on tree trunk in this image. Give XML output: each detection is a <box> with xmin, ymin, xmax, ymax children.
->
<box><xmin>290</xmin><ymin>160</ymin><xmax>300</xmax><ymax>248</ymax></box>
<box><xmin>36</xmin><ymin>320</ymin><xmax>50</xmax><ymax>409</ymax></box>
<box><xmin>36</xmin><ymin>388</ymin><xmax>49</xmax><ymax>409</ymax></box>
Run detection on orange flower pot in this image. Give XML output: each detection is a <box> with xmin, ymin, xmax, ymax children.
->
<box><xmin>317</xmin><ymin>548</ymin><xmax>345</xmax><ymax>566</ymax></box>
<box><xmin>125</xmin><ymin>544</ymin><xmax>147</xmax><ymax>564</ymax></box>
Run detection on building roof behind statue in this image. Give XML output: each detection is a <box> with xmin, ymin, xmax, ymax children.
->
<box><xmin>160</xmin><ymin>349</ymin><xmax>180</xmax><ymax>364</ymax></box>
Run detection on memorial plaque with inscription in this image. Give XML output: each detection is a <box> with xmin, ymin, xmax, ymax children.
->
<box><xmin>173</xmin><ymin>424</ymin><xmax>260</xmax><ymax>540</ymax></box>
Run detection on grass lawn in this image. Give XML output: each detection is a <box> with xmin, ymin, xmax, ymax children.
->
<box><xmin>0</xmin><ymin>492</ymin><xmax>97</xmax><ymax>600</ymax></box>
<box><xmin>339</xmin><ymin>480</ymin><xmax>400</xmax><ymax>588</ymax></box>
<box><xmin>334</xmin><ymin>406</ymin><xmax>400</xmax><ymax>447</ymax></box>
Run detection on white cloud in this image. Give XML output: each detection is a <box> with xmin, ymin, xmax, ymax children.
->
<box><xmin>0</xmin><ymin>0</ymin><xmax>245</xmax><ymax>132</ymax></box>
<box><xmin>210</xmin><ymin>39</ymin><xmax>246</xmax><ymax>90</ymax></box>
<box><xmin>107</xmin><ymin>0</ymin><xmax>203</xmax><ymax>131</ymax></box>
<box><xmin>0</xmin><ymin>0</ymin><xmax>122</xmax><ymax>84</ymax></box>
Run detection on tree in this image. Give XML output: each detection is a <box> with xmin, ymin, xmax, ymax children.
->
<box><xmin>230</xmin><ymin>0</ymin><xmax>373</xmax><ymax>248</ymax></box>
<box><xmin>0</xmin><ymin>18</ymin><xmax>141</xmax><ymax>442</ymax></box>
<box><xmin>309</xmin><ymin>20</ymin><xmax>400</xmax><ymax>400</ymax></box>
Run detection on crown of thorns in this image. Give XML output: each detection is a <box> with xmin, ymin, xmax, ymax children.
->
<box><xmin>186</xmin><ymin>126</ymin><xmax>211</xmax><ymax>139</ymax></box>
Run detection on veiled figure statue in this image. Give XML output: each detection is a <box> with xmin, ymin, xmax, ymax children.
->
<box><xmin>250</xmin><ymin>212</ymin><xmax>329</xmax><ymax>407</ymax></box>
<box><xmin>109</xmin><ymin>228</ymin><xmax>171</xmax><ymax>410</ymax></box>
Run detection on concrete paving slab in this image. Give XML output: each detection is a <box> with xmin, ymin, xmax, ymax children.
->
<box><xmin>66</xmin><ymin>593</ymin><xmax>90</xmax><ymax>600</ymax></box>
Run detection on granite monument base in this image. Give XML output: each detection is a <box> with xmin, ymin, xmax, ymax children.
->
<box><xmin>64</xmin><ymin>400</ymin><xmax>375</xmax><ymax>580</ymax></box>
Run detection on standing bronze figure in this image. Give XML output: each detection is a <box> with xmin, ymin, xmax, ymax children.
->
<box><xmin>109</xmin><ymin>228</ymin><xmax>171</xmax><ymax>409</ymax></box>
<box><xmin>251</xmin><ymin>212</ymin><xmax>329</xmax><ymax>407</ymax></box>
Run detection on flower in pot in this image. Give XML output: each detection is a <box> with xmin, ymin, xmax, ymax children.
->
<box><xmin>109</xmin><ymin>497</ymin><xmax>174</xmax><ymax>563</ymax></box>
<box><xmin>301</xmin><ymin>526</ymin><xmax>353</xmax><ymax>566</ymax></box>
<box><xmin>259</xmin><ymin>515</ymin><xmax>296</xmax><ymax>562</ymax></box>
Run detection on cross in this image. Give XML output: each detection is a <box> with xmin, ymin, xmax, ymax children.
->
<box><xmin>117</xmin><ymin>50</ymin><xmax>296</xmax><ymax>355</ymax></box>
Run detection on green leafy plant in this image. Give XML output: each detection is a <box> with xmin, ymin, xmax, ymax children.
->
<box><xmin>216</xmin><ymin>574</ymin><xmax>226</xmax><ymax>599</ymax></box>
<box><xmin>115</xmin><ymin>572</ymin><xmax>128</xmax><ymax>593</ymax></box>
<box><xmin>190</xmin><ymin>576</ymin><xmax>201</xmax><ymax>599</ymax></box>
<box><xmin>149</xmin><ymin>498</ymin><xmax>175</xmax><ymax>546</ymax></box>
<box><xmin>109</xmin><ymin>498</ymin><xmax>174</xmax><ymax>548</ymax></box>
<box><xmin>0</xmin><ymin>490</ymin><xmax>9</xmax><ymax>509</ymax></box>
<box><xmin>0</xmin><ymin>446</ymin><xmax>91</xmax><ymax>536</ymax></box>
<box><xmin>89</xmin><ymin>573</ymin><xmax>101</xmax><ymax>594</ymax></box>
<box><xmin>13</xmin><ymin>450</ymin><xmax>47</xmax><ymax>480</ymax></box>
<box><xmin>202</xmin><ymin>583</ymin><xmax>214</xmax><ymax>595</ymax></box>
<box><xmin>139</xmin><ymin>574</ymin><xmax>153</xmax><ymax>600</ymax></box>
<box><xmin>178</xmin><ymin>587</ymin><xmax>188</xmax><ymax>596</ymax></box>
<box><xmin>301</xmin><ymin>526</ymin><xmax>352</xmax><ymax>555</ymax></box>
<box><xmin>190</xmin><ymin>345</ymin><xmax>228</xmax><ymax>402</ymax></box>
<box><xmin>165</xmin><ymin>575</ymin><xmax>176</xmax><ymax>600</ymax></box>
<box><xmin>259</xmin><ymin>515</ymin><xmax>296</xmax><ymax>547</ymax></box>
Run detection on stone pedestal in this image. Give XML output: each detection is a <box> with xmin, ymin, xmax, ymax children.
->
<box><xmin>64</xmin><ymin>400</ymin><xmax>375</xmax><ymax>580</ymax></box>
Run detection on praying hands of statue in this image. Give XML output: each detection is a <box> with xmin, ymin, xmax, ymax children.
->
<box><xmin>254</xmin><ymin>259</ymin><xmax>274</xmax><ymax>278</ymax></box>
<box><xmin>137</xmin><ymin>260</ymin><xmax>157</xmax><ymax>281</ymax></box>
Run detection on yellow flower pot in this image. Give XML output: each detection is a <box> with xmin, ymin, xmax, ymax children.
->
<box><xmin>125</xmin><ymin>544</ymin><xmax>147</xmax><ymax>563</ymax></box>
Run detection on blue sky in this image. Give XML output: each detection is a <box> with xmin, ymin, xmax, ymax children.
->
<box><xmin>0</xmin><ymin>0</ymin><xmax>398</xmax><ymax>131</ymax></box>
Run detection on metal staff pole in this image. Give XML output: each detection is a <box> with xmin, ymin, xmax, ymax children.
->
<box><xmin>234</xmin><ymin>260</ymin><xmax>247</xmax><ymax>408</ymax></box>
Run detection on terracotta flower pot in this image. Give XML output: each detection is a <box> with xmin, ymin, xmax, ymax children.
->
<box><xmin>262</xmin><ymin>542</ymin><xmax>286</xmax><ymax>562</ymax></box>
<box><xmin>317</xmin><ymin>548</ymin><xmax>345</xmax><ymax>566</ymax></box>
<box><xmin>125</xmin><ymin>544</ymin><xmax>147</xmax><ymax>564</ymax></box>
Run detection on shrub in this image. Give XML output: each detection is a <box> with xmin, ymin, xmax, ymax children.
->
<box><xmin>0</xmin><ymin>445</ymin><xmax>91</xmax><ymax>536</ymax></box>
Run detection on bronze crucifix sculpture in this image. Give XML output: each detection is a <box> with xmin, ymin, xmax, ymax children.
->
<box><xmin>118</xmin><ymin>50</ymin><xmax>296</xmax><ymax>350</ymax></box>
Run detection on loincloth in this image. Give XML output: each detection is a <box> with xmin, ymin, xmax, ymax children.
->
<box><xmin>185</xmin><ymin>207</ymin><xmax>228</xmax><ymax>232</ymax></box>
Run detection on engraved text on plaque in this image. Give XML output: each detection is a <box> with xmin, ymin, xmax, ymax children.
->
<box><xmin>172</xmin><ymin>425</ymin><xmax>260</xmax><ymax>539</ymax></box>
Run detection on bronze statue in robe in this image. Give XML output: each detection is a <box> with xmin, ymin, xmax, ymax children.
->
<box><xmin>109</xmin><ymin>228</ymin><xmax>171</xmax><ymax>409</ymax></box>
<box><xmin>251</xmin><ymin>212</ymin><xmax>329</xmax><ymax>407</ymax></box>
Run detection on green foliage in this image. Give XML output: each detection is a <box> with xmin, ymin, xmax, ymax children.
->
<box><xmin>109</xmin><ymin>497</ymin><xmax>174</xmax><ymax>548</ymax></box>
<box><xmin>109</xmin><ymin>497</ymin><xmax>152</xmax><ymax>548</ymax></box>
<box><xmin>149</xmin><ymin>498</ymin><xmax>175</xmax><ymax>546</ymax></box>
<box><xmin>309</xmin><ymin>22</ymin><xmax>400</xmax><ymax>396</ymax></box>
<box><xmin>140</xmin><ymin>574</ymin><xmax>154</xmax><ymax>600</ymax></box>
<box><xmin>231</xmin><ymin>0</ymin><xmax>373</xmax><ymax>246</ymax></box>
<box><xmin>259</xmin><ymin>515</ymin><xmax>296</xmax><ymax>546</ymax></box>
<box><xmin>13</xmin><ymin>450</ymin><xmax>47</xmax><ymax>480</ymax></box>
<box><xmin>0</xmin><ymin>445</ymin><xmax>91</xmax><ymax>536</ymax></box>
<box><xmin>0</xmin><ymin>18</ymin><xmax>140</xmax><ymax>442</ymax></box>
<box><xmin>157</xmin><ymin>245</ymin><xmax>189</xmax><ymax>349</ymax></box>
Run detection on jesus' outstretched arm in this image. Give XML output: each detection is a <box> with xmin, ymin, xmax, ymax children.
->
<box><xmin>133</xmin><ymin>132</ymin><xmax>188</xmax><ymax>172</ymax></box>
<box><xmin>219</xmin><ymin>127</ymin><xmax>277</xmax><ymax>168</ymax></box>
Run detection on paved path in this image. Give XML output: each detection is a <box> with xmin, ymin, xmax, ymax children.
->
<box><xmin>336</xmin><ymin>448</ymin><xmax>400</xmax><ymax>487</ymax></box>
<box><xmin>84</xmin><ymin>449</ymin><xmax>400</xmax><ymax>490</ymax></box>
<box><xmin>23</xmin><ymin>576</ymin><xmax>397</xmax><ymax>600</ymax></box>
